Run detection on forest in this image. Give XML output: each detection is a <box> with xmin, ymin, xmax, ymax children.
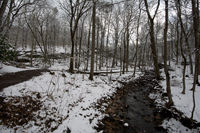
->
<box><xmin>0</xmin><ymin>0</ymin><xmax>200</xmax><ymax>132</ymax></box>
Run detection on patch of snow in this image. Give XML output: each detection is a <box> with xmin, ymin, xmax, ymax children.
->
<box><xmin>150</xmin><ymin>61</ymin><xmax>200</xmax><ymax>132</ymax></box>
<box><xmin>162</xmin><ymin>118</ymin><xmax>199</xmax><ymax>133</ymax></box>
<box><xmin>0</xmin><ymin>63</ymin><xmax>37</xmax><ymax>75</ymax></box>
<box><xmin>124</xmin><ymin>123</ymin><xmax>129</xmax><ymax>127</ymax></box>
<box><xmin>0</xmin><ymin>64</ymin><xmax>25</xmax><ymax>74</ymax></box>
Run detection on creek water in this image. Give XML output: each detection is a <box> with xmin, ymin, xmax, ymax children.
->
<box><xmin>124</xmin><ymin>74</ymin><xmax>164</xmax><ymax>133</ymax></box>
<box><xmin>95</xmin><ymin>70</ymin><xmax>167</xmax><ymax>133</ymax></box>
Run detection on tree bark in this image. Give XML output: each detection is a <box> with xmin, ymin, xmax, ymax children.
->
<box><xmin>126</xmin><ymin>25</ymin><xmax>129</xmax><ymax>73</ymax></box>
<box><xmin>0</xmin><ymin>0</ymin><xmax>9</xmax><ymax>33</ymax></box>
<box><xmin>144</xmin><ymin>0</ymin><xmax>160</xmax><ymax>80</ymax></box>
<box><xmin>191</xmin><ymin>0</ymin><xmax>199</xmax><ymax>91</ymax></box>
<box><xmin>175</xmin><ymin>1</ymin><xmax>187</xmax><ymax>94</ymax></box>
<box><xmin>89</xmin><ymin>1</ymin><xmax>96</xmax><ymax>80</ymax></box>
<box><xmin>191</xmin><ymin>0</ymin><xmax>199</xmax><ymax>120</ymax></box>
<box><xmin>86</xmin><ymin>20</ymin><xmax>92</xmax><ymax>71</ymax></box>
<box><xmin>176</xmin><ymin>19</ymin><xmax>179</xmax><ymax>64</ymax></box>
<box><xmin>133</xmin><ymin>4</ymin><xmax>141</xmax><ymax>76</ymax></box>
<box><xmin>163</xmin><ymin>0</ymin><xmax>174</xmax><ymax>107</ymax></box>
<box><xmin>96</xmin><ymin>19</ymin><xmax>99</xmax><ymax>71</ymax></box>
<box><xmin>180</xmin><ymin>29</ymin><xmax>187</xmax><ymax>94</ymax></box>
<box><xmin>67</xmin><ymin>0</ymin><xmax>92</xmax><ymax>73</ymax></box>
<box><xmin>112</xmin><ymin>14</ymin><xmax>119</xmax><ymax>68</ymax></box>
<box><xmin>106</xmin><ymin>19</ymin><xmax>110</xmax><ymax>68</ymax></box>
<box><xmin>176</xmin><ymin>1</ymin><xmax>193</xmax><ymax>74</ymax></box>
<box><xmin>123</xmin><ymin>32</ymin><xmax>126</xmax><ymax>74</ymax></box>
<box><xmin>99</xmin><ymin>12</ymin><xmax>105</xmax><ymax>70</ymax></box>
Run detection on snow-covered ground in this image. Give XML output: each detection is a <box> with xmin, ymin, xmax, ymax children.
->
<box><xmin>0</xmin><ymin>63</ymin><xmax>37</xmax><ymax>75</ymax></box>
<box><xmin>0</xmin><ymin>60</ymin><xmax>136</xmax><ymax>132</ymax></box>
<box><xmin>0</xmin><ymin>56</ymin><xmax>200</xmax><ymax>132</ymax></box>
<box><xmin>149</xmin><ymin>61</ymin><xmax>200</xmax><ymax>132</ymax></box>
<box><xmin>0</xmin><ymin>64</ymin><xmax>25</xmax><ymax>74</ymax></box>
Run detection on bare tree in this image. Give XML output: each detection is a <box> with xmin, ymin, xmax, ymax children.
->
<box><xmin>59</xmin><ymin>0</ymin><xmax>92</xmax><ymax>73</ymax></box>
<box><xmin>163</xmin><ymin>0</ymin><xmax>174</xmax><ymax>107</ymax></box>
<box><xmin>25</xmin><ymin>4</ymin><xmax>56</xmax><ymax>66</ymax></box>
<box><xmin>111</xmin><ymin>5</ymin><xmax>120</xmax><ymax>68</ymax></box>
<box><xmin>133</xmin><ymin>0</ymin><xmax>142</xmax><ymax>77</ymax></box>
<box><xmin>86</xmin><ymin>18</ymin><xmax>92</xmax><ymax>71</ymax></box>
<box><xmin>144</xmin><ymin>0</ymin><xmax>160</xmax><ymax>80</ymax></box>
<box><xmin>89</xmin><ymin>1</ymin><xmax>96</xmax><ymax>80</ymax></box>
<box><xmin>0</xmin><ymin>0</ymin><xmax>42</xmax><ymax>37</ymax></box>
<box><xmin>78</xmin><ymin>14</ymin><xmax>88</xmax><ymax>69</ymax></box>
<box><xmin>175</xmin><ymin>0</ymin><xmax>193</xmax><ymax>75</ymax></box>
<box><xmin>175</xmin><ymin>1</ymin><xmax>187</xmax><ymax>94</ymax></box>
<box><xmin>191</xmin><ymin>0</ymin><xmax>199</xmax><ymax>120</ymax></box>
<box><xmin>96</xmin><ymin>16</ymin><xmax>100</xmax><ymax>71</ymax></box>
<box><xmin>99</xmin><ymin>11</ymin><xmax>106</xmax><ymax>70</ymax></box>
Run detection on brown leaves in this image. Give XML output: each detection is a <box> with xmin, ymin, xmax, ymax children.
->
<box><xmin>0</xmin><ymin>96</ymin><xmax>42</xmax><ymax>128</ymax></box>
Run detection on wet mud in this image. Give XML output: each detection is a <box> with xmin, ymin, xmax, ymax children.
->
<box><xmin>94</xmin><ymin>70</ymin><xmax>200</xmax><ymax>133</ymax></box>
<box><xmin>0</xmin><ymin>69</ymin><xmax>48</xmax><ymax>92</ymax></box>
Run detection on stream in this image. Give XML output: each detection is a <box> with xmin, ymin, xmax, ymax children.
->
<box><xmin>94</xmin><ymin>69</ymin><xmax>200</xmax><ymax>133</ymax></box>
<box><xmin>124</xmin><ymin>70</ymin><xmax>165</xmax><ymax>132</ymax></box>
<box><xmin>94</xmin><ymin>70</ymin><xmax>167</xmax><ymax>133</ymax></box>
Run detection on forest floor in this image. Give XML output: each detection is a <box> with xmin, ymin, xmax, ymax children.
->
<box><xmin>0</xmin><ymin>69</ymin><xmax>200</xmax><ymax>133</ymax></box>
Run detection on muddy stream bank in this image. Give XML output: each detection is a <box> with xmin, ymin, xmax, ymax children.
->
<box><xmin>94</xmin><ymin>70</ymin><xmax>199</xmax><ymax>133</ymax></box>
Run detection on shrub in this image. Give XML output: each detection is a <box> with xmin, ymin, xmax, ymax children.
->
<box><xmin>0</xmin><ymin>35</ymin><xmax>16</xmax><ymax>61</ymax></box>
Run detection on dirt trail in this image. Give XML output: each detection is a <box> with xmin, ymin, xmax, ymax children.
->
<box><xmin>0</xmin><ymin>69</ymin><xmax>48</xmax><ymax>92</ymax></box>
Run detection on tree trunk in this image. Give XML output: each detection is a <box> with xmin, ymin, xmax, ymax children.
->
<box><xmin>191</xmin><ymin>0</ymin><xmax>199</xmax><ymax>120</ymax></box>
<box><xmin>164</xmin><ymin>0</ymin><xmax>174</xmax><ymax>107</ymax></box>
<box><xmin>191</xmin><ymin>0</ymin><xmax>199</xmax><ymax>91</ymax></box>
<box><xmin>180</xmin><ymin>30</ymin><xmax>187</xmax><ymax>94</ymax></box>
<box><xmin>123</xmin><ymin>32</ymin><xmax>126</xmax><ymax>74</ymax></box>
<box><xmin>86</xmin><ymin>20</ymin><xmax>91</xmax><ymax>71</ymax></box>
<box><xmin>0</xmin><ymin>0</ymin><xmax>9</xmax><ymax>33</ymax></box>
<box><xmin>126</xmin><ymin>25</ymin><xmax>129</xmax><ymax>73</ymax></box>
<box><xmin>96</xmin><ymin>20</ymin><xmax>99</xmax><ymax>71</ymax></box>
<box><xmin>75</xmin><ymin>28</ymin><xmax>78</xmax><ymax>68</ymax></box>
<box><xmin>112</xmin><ymin>15</ymin><xmax>119</xmax><ymax>68</ymax></box>
<box><xmin>69</xmin><ymin>33</ymin><xmax>75</xmax><ymax>73</ymax></box>
<box><xmin>89</xmin><ymin>2</ymin><xmax>96</xmax><ymax>80</ymax></box>
<box><xmin>120</xmin><ymin>47</ymin><xmax>122</xmax><ymax>76</ymax></box>
<box><xmin>138</xmin><ymin>48</ymin><xmax>142</xmax><ymax>70</ymax></box>
<box><xmin>30</xmin><ymin>16</ymin><xmax>35</xmax><ymax>67</ymax></box>
<box><xmin>142</xmin><ymin>34</ymin><xmax>148</xmax><ymax>70</ymax></box>
<box><xmin>106</xmin><ymin>20</ymin><xmax>110</xmax><ymax>67</ymax></box>
<box><xmin>78</xmin><ymin>18</ymin><xmax>86</xmax><ymax>69</ymax></box>
<box><xmin>176</xmin><ymin>20</ymin><xmax>179</xmax><ymax>64</ymax></box>
<box><xmin>144</xmin><ymin>0</ymin><xmax>160</xmax><ymax>80</ymax></box>
<box><xmin>176</xmin><ymin>1</ymin><xmax>193</xmax><ymax>74</ymax></box>
<box><xmin>175</xmin><ymin>1</ymin><xmax>187</xmax><ymax>94</ymax></box>
<box><xmin>133</xmin><ymin>6</ymin><xmax>141</xmax><ymax>76</ymax></box>
<box><xmin>99</xmin><ymin>16</ymin><xmax>105</xmax><ymax>70</ymax></box>
<box><xmin>149</xmin><ymin>19</ymin><xmax>160</xmax><ymax>80</ymax></box>
<box><xmin>14</xmin><ymin>18</ymin><xmax>20</xmax><ymax>61</ymax></box>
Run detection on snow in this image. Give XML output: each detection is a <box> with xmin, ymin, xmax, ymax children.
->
<box><xmin>124</xmin><ymin>123</ymin><xmax>129</xmax><ymax>127</ymax></box>
<box><xmin>0</xmin><ymin>64</ymin><xmax>25</xmax><ymax>75</ymax></box>
<box><xmin>0</xmin><ymin>63</ymin><xmax>38</xmax><ymax>75</ymax></box>
<box><xmin>16</xmin><ymin>46</ymin><xmax>71</xmax><ymax>54</ymax></box>
<box><xmin>149</xmin><ymin>61</ymin><xmax>200</xmax><ymax>132</ymax></box>
<box><xmin>1</xmin><ymin>57</ymin><xmax>200</xmax><ymax>132</ymax></box>
<box><xmin>0</xmin><ymin>60</ymin><xmax>133</xmax><ymax>133</ymax></box>
<box><xmin>162</xmin><ymin>118</ymin><xmax>197</xmax><ymax>133</ymax></box>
